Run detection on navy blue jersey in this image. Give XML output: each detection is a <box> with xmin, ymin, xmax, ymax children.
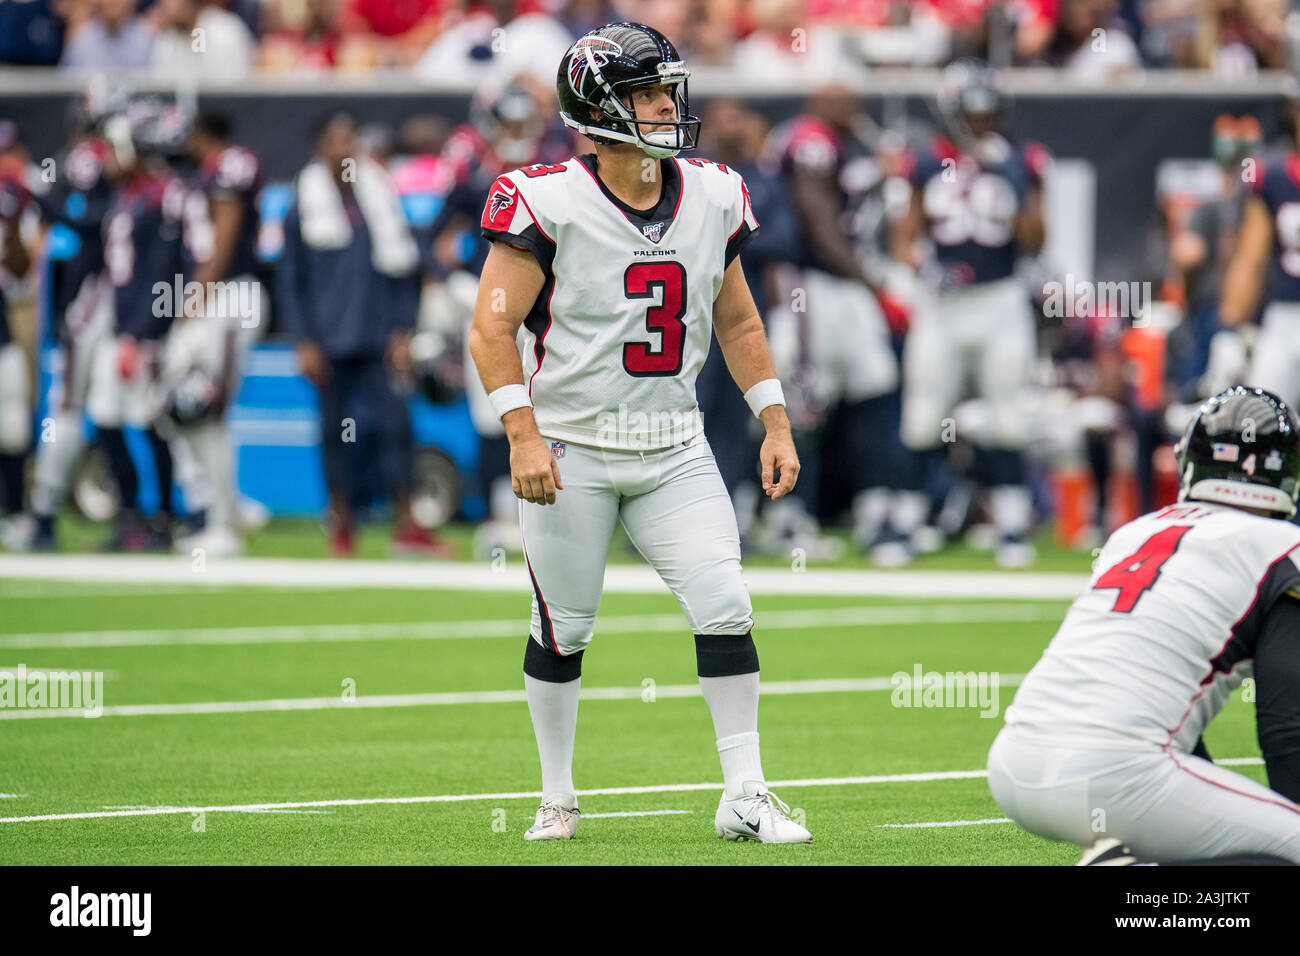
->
<box><xmin>191</xmin><ymin>144</ymin><xmax>262</xmax><ymax>279</ymax></box>
<box><xmin>35</xmin><ymin>138</ymin><xmax>113</xmax><ymax>322</ymax></box>
<box><xmin>103</xmin><ymin>171</ymin><xmax>186</xmax><ymax>341</ymax></box>
<box><xmin>0</xmin><ymin>174</ymin><xmax>30</xmax><ymax>344</ymax></box>
<box><xmin>1249</xmin><ymin>149</ymin><xmax>1300</xmax><ymax>303</ymax></box>
<box><xmin>771</xmin><ymin>114</ymin><xmax>883</xmax><ymax>273</ymax></box>
<box><xmin>908</xmin><ymin>135</ymin><xmax>1048</xmax><ymax>286</ymax></box>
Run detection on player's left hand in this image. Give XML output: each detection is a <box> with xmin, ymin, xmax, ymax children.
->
<box><xmin>386</xmin><ymin>331</ymin><xmax>413</xmax><ymax>376</ymax></box>
<box><xmin>759</xmin><ymin>427</ymin><xmax>799</xmax><ymax>500</ymax></box>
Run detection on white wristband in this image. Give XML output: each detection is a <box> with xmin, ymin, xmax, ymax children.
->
<box><xmin>488</xmin><ymin>384</ymin><xmax>533</xmax><ymax>420</ymax></box>
<box><xmin>744</xmin><ymin>378</ymin><xmax>786</xmax><ymax>418</ymax></box>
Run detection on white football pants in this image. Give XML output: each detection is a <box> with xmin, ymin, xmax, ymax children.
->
<box><xmin>520</xmin><ymin>433</ymin><xmax>753</xmax><ymax>656</ymax></box>
<box><xmin>901</xmin><ymin>276</ymin><xmax>1035</xmax><ymax>451</ymax></box>
<box><xmin>1250</xmin><ymin>301</ymin><xmax>1300</xmax><ymax>409</ymax></box>
<box><xmin>988</xmin><ymin>724</ymin><xmax>1300</xmax><ymax>863</ymax></box>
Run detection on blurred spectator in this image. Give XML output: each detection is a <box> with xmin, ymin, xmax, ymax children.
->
<box><xmin>340</xmin><ymin>0</ymin><xmax>443</xmax><ymax>64</ymax></box>
<box><xmin>1051</xmin><ymin>0</ymin><xmax>1141</xmax><ymax>80</ymax></box>
<box><xmin>414</xmin><ymin>0</ymin><xmax>573</xmax><ymax>86</ymax></box>
<box><xmin>261</xmin><ymin>0</ymin><xmax>345</xmax><ymax>70</ymax></box>
<box><xmin>558</xmin><ymin>0</ymin><xmax>613</xmax><ymax>38</ymax></box>
<box><xmin>276</xmin><ymin>110</ymin><xmax>451</xmax><ymax>557</ymax></box>
<box><xmin>0</xmin><ymin>0</ymin><xmax>66</xmax><ymax>65</ymax></box>
<box><xmin>152</xmin><ymin>0</ymin><xmax>255</xmax><ymax>81</ymax></box>
<box><xmin>1207</xmin><ymin>0</ymin><xmax>1287</xmax><ymax>75</ymax></box>
<box><xmin>60</xmin><ymin>0</ymin><xmax>154</xmax><ymax>71</ymax></box>
<box><xmin>732</xmin><ymin>0</ymin><xmax>866</xmax><ymax>83</ymax></box>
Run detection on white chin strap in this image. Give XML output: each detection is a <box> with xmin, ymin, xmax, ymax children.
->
<box><xmin>636</xmin><ymin>131</ymin><xmax>683</xmax><ymax>159</ymax></box>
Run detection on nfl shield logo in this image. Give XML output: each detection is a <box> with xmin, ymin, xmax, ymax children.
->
<box><xmin>550</xmin><ymin>441</ymin><xmax>566</xmax><ymax>459</ymax></box>
<box><xmin>642</xmin><ymin>220</ymin><xmax>665</xmax><ymax>243</ymax></box>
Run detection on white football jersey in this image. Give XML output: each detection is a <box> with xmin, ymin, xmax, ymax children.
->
<box><xmin>1006</xmin><ymin>502</ymin><xmax>1300</xmax><ymax>750</ymax></box>
<box><xmin>480</xmin><ymin>154</ymin><xmax>758</xmax><ymax>450</ymax></box>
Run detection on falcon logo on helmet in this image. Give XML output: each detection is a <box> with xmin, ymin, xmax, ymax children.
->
<box><xmin>567</xmin><ymin>36</ymin><xmax>623</xmax><ymax>97</ymax></box>
<box><xmin>555</xmin><ymin>22</ymin><xmax>701</xmax><ymax>160</ymax></box>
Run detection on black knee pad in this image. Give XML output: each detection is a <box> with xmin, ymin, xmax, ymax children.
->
<box><xmin>523</xmin><ymin>636</ymin><xmax>584</xmax><ymax>683</ymax></box>
<box><xmin>695</xmin><ymin>632</ymin><xmax>759</xmax><ymax>678</ymax></box>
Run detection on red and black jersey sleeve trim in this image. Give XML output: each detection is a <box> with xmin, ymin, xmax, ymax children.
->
<box><xmin>1213</xmin><ymin>547</ymin><xmax>1300</xmax><ymax>674</ymax></box>
<box><xmin>725</xmin><ymin>222</ymin><xmax>757</xmax><ymax>268</ymax></box>
<box><xmin>481</xmin><ymin>221</ymin><xmax>556</xmax><ymax>274</ymax></box>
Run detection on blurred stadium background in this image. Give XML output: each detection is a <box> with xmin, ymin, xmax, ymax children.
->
<box><xmin>1</xmin><ymin>0</ymin><xmax>1297</xmax><ymax>867</ymax></box>
<box><xmin>0</xmin><ymin>0</ymin><xmax>1298</xmax><ymax>566</ymax></box>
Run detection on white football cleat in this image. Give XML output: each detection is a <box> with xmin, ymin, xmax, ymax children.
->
<box><xmin>1077</xmin><ymin>837</ymin><xmax>1136</xmax><ymax>866</ymax></box>
<box><xmin>174</xmin><ymin>525</ymin><xmax>245</xmax><ymax>558</ymax></box>
<box><xmin>523</xmin><ymin>795</ymin><xmax>580</xmax><ymax>841</ymax></box>
<box><xmin>715</xmin><ymin>782</ymin><xmax>812</xmax><ymax>843</ymax></box>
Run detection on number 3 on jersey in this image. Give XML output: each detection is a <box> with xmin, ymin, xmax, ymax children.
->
<box><xmin>623</xmin><ymin>261</ymin><xmax>686</xmax><ymax>377</ymax></box>
<box><xmin>1093</xmin><ymin>525</ymin><xmax>1191</xmax><ymax>613</ymax></box>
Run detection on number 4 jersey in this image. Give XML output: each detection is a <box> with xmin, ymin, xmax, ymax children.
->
<box><xmin>479</xmin><ymin>153</ymin><xmax>758</xmax><ymax>450</ymax></box>
<box><xmin>1005</xmin><ymin>502</ymin><xmax>1300</xmax><ymax>751</ymax></box>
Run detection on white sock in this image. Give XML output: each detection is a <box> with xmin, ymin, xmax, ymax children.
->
<box><xmin>701</xmin><ymin>672</ymin><xmax>763</xmax><ymax>799</ymax></box>
<box><xmin>716</xmin><ymin>732</ymin><xmax>765</xmax><ymax>800</ymax></box>
<box><xmin>524</xmin><ymin>674</ymin><xmax>580</xmax><ymax>804</ymax></box>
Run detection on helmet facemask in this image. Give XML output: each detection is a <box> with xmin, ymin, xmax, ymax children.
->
<box><xmin>566</xmin><ymin>45</ymin><xmax>700</xmax><ymax>159</ymax></box>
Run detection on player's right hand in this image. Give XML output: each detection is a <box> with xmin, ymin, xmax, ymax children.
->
<box><xmin>511</xmin><ymin>436</ymin><xmax>564</xmax><ymax>505</ymax></box>
<box><xmin>117</xmin><ymin>336</ymin><xmax>139</xmax><ymax>380</ymax></box>
<box><xmin>296</xmin><ymin>341</ymin><xmax>330</xmax><ymax>386</ymax></box>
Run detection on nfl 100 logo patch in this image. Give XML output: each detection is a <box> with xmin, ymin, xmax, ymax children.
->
<box><xmin>642</xmin><ymin>220</ymin><xmax>665</xmax><ymax>243</ymax></box>
<box><xmin>550</xmin><ymin>441</ymin><xmax>566</xmax><ymax>459</ymax></box>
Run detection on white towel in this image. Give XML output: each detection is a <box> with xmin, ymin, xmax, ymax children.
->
<box><xmin>296</xmin><ymin>158</ymin><xmax>419</xmax><ymax>277</ymax></box>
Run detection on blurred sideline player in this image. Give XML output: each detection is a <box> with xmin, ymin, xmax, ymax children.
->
<box><xmin>426</xmin><ymin>76</ymin><xmax>571</xmax><ymax>558</ymax></box>
<box><xmin>89</xmin><ymin>96</ymin><xmax>191</xmax><ymax>551</ymax></box>
<box><xmin>1219</xmin><ymin>94</ymin><xmax>1300</xmax><ymax>410</ymax></box>
<box><xmin>693</xmin><ymin>98</ymin><xmax>793</xmax><ymax>544</ymax></box>
<box><xmin>469</xmin><ymin>22</ymin><xmax>811</xmax><ymax>844</ymax></box>
<box><xmin>0</xmin><ymin>139</ymin><xmax>33</xmax><ymax>526</ymax></box>
<box><xmin>895</xmin><ymin>59</ymin><xmax>1048</xmax><ymax>567</ymax></box>
<box><xmin>765</xmin><ymin>84</ymin><xmax>909</xmax><ymax>561</ymax></box>
<box><xmin>277</xmin><ymin>110</ymin><xmax>446</xmax><ymax>557</ymax></box>
<box><xmin>20</xmin><ymin>99</ymin><xmax>117</xmax><ymax>551</ymax></box>
<box><xmin>162</xmin><ymin>109</ymin><xmax>265</xmax><ymax>556</ymax></box>
<box><xmin>990</xmin><ymin>387</ymin><xmax>1300</xmax><ymax>864</ymax></box>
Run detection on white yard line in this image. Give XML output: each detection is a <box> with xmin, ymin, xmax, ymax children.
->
<box><xmin>0</xmin><ymin>674</ymin><xmax>1027</xmax><ymax>719</ymax></box>
<box><xmin>0</xmin><ymin>554</ymin><xmax>1092</xmax><ymax>599</ymax></box>
<box><xmin>0</xmin><ymin>770</ymin><xmax>999</xmax><ymax>824</ymax></box>
<box><xmin>878</xmin><ymin>818</ymin><xmax>1014</xmax><ymax>829</ymax></box>
<box><xmin>0</xmin><ymin>603</ymin><xmax>1065</xmax><ymax>650</ymax></box>
<box><xmin>0</xmin><ymin>760</ymin><xmax>1265</xmax><ymax>825</ymax></box>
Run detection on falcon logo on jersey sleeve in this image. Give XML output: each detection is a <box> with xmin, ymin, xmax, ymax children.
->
<box><xmin>483</xmin><ymin>177</ymin><xmax>519</xmax><ymax>231</ymax></box>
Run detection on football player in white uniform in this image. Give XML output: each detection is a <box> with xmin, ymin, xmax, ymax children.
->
<box><xmin>989</xmin><ymin>387</ymin><xmax>1300</xmax><ymax>864</ymax></box>
<box><xmin>468</xmin><ymin>22</ymin><xmax>811</xmax><ymax>844</ymax></box>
